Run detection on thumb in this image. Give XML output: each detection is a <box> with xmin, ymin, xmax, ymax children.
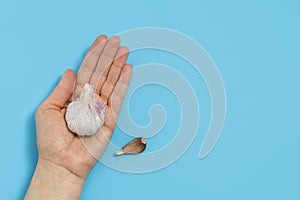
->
<box><xmin>45</xmin><ymin>69</ymin><xmax>76</xmax><ymax>108</ymax></box>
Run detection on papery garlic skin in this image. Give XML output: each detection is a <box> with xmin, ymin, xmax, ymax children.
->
<box><xmin>65</xmin><ymin>83</ymin><xmax>106</xmax><ymax>136</ymax></box>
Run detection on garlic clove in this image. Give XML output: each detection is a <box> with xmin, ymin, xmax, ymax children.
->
<box><xmin>115</xmin><ymin>137</ymin><xmax>147</xmax><ymax>156</ymax></box>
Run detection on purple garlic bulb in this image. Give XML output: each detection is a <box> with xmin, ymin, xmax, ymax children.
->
<box><xmin>65</xmin><ymin>83</ymin><xmax>106</xmax><ymax>136</ymax></box>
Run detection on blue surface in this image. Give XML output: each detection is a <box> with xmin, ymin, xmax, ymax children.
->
<box><xmin>1</xmin><ymin>0</ymin><xmax>300</xmax><ymax>199</ymax></box>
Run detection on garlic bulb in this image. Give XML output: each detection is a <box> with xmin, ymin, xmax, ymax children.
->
<box><xmin>65</xmin><ymin>83</ymin><xmax>106</xmax><ymax>136</ymax></box>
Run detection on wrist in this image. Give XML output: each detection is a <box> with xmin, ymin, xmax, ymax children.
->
<box><xmin>25</xmin><ymin>158</ymin><xmax>85</xmax><ymax>200</ymax></box>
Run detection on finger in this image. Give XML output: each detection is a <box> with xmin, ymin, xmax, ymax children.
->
<box><xmin>82</xmin><ymin>65</ymin><xmax>132</xmax><ymax>159</ymax></box>
<box><xmin>100</xmin><ymin>46</ymin><xmax>129</xmax><ymax>103</ymax></box>
<box><xmin>73</xmin><ymin>35</ymin><xmax>107</xmax><ymax>99</ymax></box>
<box><xmin>90</xmin><ymin>36</ymin><xmax>121</xmax><ymax>94</ymax></box>
<box><xmin>89</xmin><ymin>34</ymin><xmax>107</xmax><ymax>52</ymax></box>
<box><xmin>106</xmin><ymin>64</ymin><xmax>132</xmax><ymax>129</ymax></box>
<box><xmin>44</xmin><ymin>69</ymin><xmax>76</xmax><ymax>108</ymax></box>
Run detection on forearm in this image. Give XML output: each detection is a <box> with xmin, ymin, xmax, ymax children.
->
<box><xmin>25</xmin><ymin>158</ymin><xmax>85</xmax><ymax>200</ymax></box>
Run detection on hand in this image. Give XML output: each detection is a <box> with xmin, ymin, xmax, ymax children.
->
<box><xmin>25</xmin><ymin>35</ymin><xmax>132</xmax><ymax>199</ymax></box>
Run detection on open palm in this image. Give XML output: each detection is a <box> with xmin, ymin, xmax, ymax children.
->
<box><xmin>35</xmin><ymin>35</ymin><xmax>131</xmax><ymax>180</ymax></box>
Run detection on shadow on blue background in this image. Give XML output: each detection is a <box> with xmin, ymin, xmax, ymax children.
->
<box><xmin>22</xmin><ymin>112</ymin><xmax>37</xmax><ymax>199</ymax></box>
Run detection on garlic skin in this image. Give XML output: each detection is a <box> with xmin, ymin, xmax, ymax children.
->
<box><xmin>115</xmin><ymin>137</ymin><xmax>147</xmax><ymax>156</ymax></box>
<box><xmin>65</xmin><ymin>83</ymin><xmax>106</xmax><ymax>136</ymax></box>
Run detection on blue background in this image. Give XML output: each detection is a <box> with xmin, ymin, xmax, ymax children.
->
<box><xmin>1</xmin><ymin>0</ymin><xmax>299</xmax><ymax>199</ymax></box>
